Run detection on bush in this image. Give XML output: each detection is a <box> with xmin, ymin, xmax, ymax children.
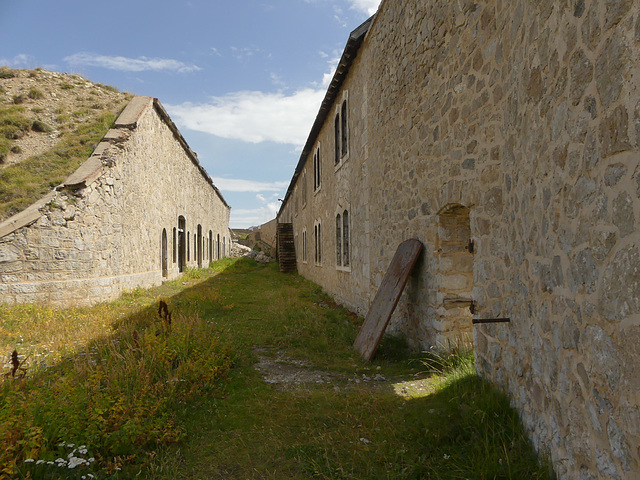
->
<box><xmin>12</xmin><ymin>94</ymin><xmax>26</xmax><ymax>104</ymax></box>
<box><xmin>32</xmin><ymin>120</ymin><xmax>52</xmax><ymax>133</ymax></box>
<box><xmin>0</xmin><ymin>67</ymin><xmax>17</xmax><ymax>79</ymax></box>
<box><xmin>28</xmin><ymin>88</ymin><xmax>44</xmax><ymax>99</ymax></box>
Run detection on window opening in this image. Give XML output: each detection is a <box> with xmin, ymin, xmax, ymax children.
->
<box><xmin>161</xmin><ymin>228</ymin><xmax>168</xmax><ymax>278</ymax></box>
<box><xmin>341</xmin><ymin>100</ymin><xmax>348</xmax><ymax>157</ymax></box>
<box><xmin>336</xmin><ymin>214</ymin><xmax>342</xmax><ymax>266</ymax></box>
<box><xmin>172</xmin><ymin>227</ymin><xmax>177</xmax><ymax>264</ymax></box>
<box><xmin>343</xmin><ymin>210</ymin><xmax>349</xmax><ymax>267</ymax></box>
<box><xmin>178</xmin><ymin>216</ymin><xmax>186</xmax><ymax>272</ymax></box>
<box><xmin>313</xmin><ymin>146</ymin><xmax>321</xmax><ymax>191</ymax></box>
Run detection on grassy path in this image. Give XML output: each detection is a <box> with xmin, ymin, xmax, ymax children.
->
<box><xmin>0</xmin><ymin>258</ymin><xmax>553</xmax><ymax>479</ymax></box>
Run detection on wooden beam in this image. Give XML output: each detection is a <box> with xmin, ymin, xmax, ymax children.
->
<box><xmin>354</xmin><ymin>238</ymin><xmax>423</xmax><ymax>361</ymax></box>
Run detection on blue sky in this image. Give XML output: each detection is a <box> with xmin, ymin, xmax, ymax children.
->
<box><xmin>0</xmin><ymin>0</ymin><xmax>380</xmax><ymax>228</ymax></box>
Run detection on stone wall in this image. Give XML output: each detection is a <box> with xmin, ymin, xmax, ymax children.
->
<box><xmin>279</xmin><ymin>0</ymin><xmax>640</xmax><ymax>477</ymax></box>
<box><xmin>0</xmin><ymin>96</ymin><xmax>231</xmax><ymax>306</ymax></box>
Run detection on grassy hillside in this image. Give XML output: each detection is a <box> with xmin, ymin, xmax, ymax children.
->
<box><xmin>0</xmin><ymin>67</ymin><xmax>131</xmax><ymax>222</ymax></box>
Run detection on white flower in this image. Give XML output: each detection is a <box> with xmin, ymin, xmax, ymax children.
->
<box><xmin>36</xmin><ymin>460</ymin><xmax>45</xmax><ymax>465</ymax></box>
<box><xmin>67</xmin><ymin>443</ymin><xmax>75</xmax><ymax>448</ymax></box>
<box><xmin>24</xmin><ymin>459</ymin><xmax>34</xmax><ymax>463</ymax></box>
<box><xmin>55</xmin><ymin>458</ymin><xmax>67</xmax><ymax>464</ymax></box>
<box><xmin>88</xmin><ymin>457</ymin><xmax>95</xmax><ymax>463</ymax></box>
<box><xmin>443</xmin><ymin>454</ymin><xmax>450</xmax><ymax>460</ymax></box>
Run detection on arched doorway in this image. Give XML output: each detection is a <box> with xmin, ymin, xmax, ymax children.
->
<box><xmin>436</xmin><ymin>204</ymin><xmax>474</xmax><ymax>338</ymax></box>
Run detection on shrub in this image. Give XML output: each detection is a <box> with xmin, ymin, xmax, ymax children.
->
<box><xmin>0</xmin><ymin>67</ymin><xmax>17</xmax><ymax>79</ymax></box>
<box><xmin>60</xmin><ymin>83</ymin><xmax>74</xmax><ymax>90</ymax></box>
<box><xmin>12</xmin><ymin>94</ymin><xmax>26</xmax><ymax>104</ymax></box>
<box><xmin>28</xmin><ymin>88</ymin><xmax>44</xmax><ymax>99</ymax></box>
<box><xmin>32</xmin><ymin>120</ymin><xmax>52</xmax><ymax>133</ymax></box>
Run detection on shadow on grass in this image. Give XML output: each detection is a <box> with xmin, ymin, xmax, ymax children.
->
<box><xmin>0</xmin><ymin>257</ymin><xmax>258</xmax><ymax>479</ymax></box>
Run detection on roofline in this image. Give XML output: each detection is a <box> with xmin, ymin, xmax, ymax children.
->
<box><xmin>277</xmin><ymin>15</ymin><xmax>374</xmax><ymax>218</ymax></box>
<box><xmin>152</xmin><ymin>98</ymin><xmax>231</xmax><ymax>209</ymax></box>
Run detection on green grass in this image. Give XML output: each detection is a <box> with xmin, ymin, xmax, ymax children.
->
<box><xmin>0</xmin><ymin>110</ymin><xmax>119</xmax><ymax>221</ymax></box>
<box><xmin>0</xmin><ymin>258</ymin><xmax>554</xmax><ymax>479</ymax></box>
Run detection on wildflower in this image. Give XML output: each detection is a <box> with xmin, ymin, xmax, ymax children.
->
<box><xmin>68</xmin><ymin>456</ymin><xmax>87</xmax><ymax>469</ymax></box>
<box><xmin>443</xmin><ymin>454</ymin><xmax>450</xmax><ymax>460</ymax></box>
<box><xmin>36</xmin><ymin>460</ymin><xmax>45</xmax><ymax>465</ymax></box>
<box><xmin>24</xmin><ymin>459</ymin><xmax>35</xmax><ymax>463</ymax></box>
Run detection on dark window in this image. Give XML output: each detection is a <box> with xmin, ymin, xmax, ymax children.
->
<box><xmin>313</xmin><ymin>146</ymin><xmax>321</xmax><ymax>191</ymax></box>
<box><xmin>343</xmin><ymin>210</ymin><xmax>349</xmax><ymax>267</ymax></box>
<box><xmin>314</xmin><ymin>222</ymin><xmax>322</xmax><ymax>265</ymax></box>
<box><xmin>172</xmin><ymin>227</ymin><xmax>177</xmax><ymax>263</ymax></box>
<box><xmin>336</xmin><ymin>214</ymin><xmax>342</xmax><ymax>266</ymax></box>
<box><xmin>341</xmin><ymin>100</ymin><xmax>348</xmax><ymax>157</ymax></box>
<box><xmin>334</xmin><ymin>114</ymin><xmax>340</xmax><ymax>165</ymax></box>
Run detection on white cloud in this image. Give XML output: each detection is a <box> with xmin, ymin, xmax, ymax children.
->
<box><xmin>229</xmin><ymin>194</ymin><xmax>282</xmax><ymax>228</ymax></box>
<box><xmin>212</xmin><ymin>177</ymin><xmax>289</xmax><ymax>193</ymax></box>
<box><xmin>166</xmin><ymin>88</ymin><xmax>325</xmax><ymax>146</ymax></box>
<box><xmin>63</xmin><ymin>53</ymin><xmax>201</xmax><ymax>73</ymax></box>
<box><xmin>348</xmin><ymin>0</ymin><xmax>381</xmax><ymax>15</ymax></box>
<box><xmin>0</xmin><ymin>54</ymin><xmax>39</xmax><ymax>68</ymax></box>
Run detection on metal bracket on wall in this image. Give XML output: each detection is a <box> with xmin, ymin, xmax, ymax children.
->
<box><xmin>472</xmin><ymin>318</ymin><xmax>511</xmax><ymax>325</ymax></box>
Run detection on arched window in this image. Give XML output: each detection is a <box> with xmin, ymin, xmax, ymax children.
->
<box><xmin>336</xmin><ymin>209</ymin><xmax>350</xmax><ymax>269</ymax></box>
<box><xmin>341</xmin><ymin>100</ymin><xmax>348</xmax><ymax>157</ymax></box>
<box><xmin>187</xmin><ymin>232</ymin><xmax>190</xmax><ymax>262</ymax></box>
<box><xmin>313</xmin><ymin>146</ymin><xmax>321</xmax><ymax>191</ymax></box>
<box><xmin>223</xmin><ymin>237</ymin><xmax>226</xmax><ymax>258</ymax></box>
<box><xmin>217</xmin><ymin>233</ymin><xmax>221</xmax><ymax>260</ymax></box>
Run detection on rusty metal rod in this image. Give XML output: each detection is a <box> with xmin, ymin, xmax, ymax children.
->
<box><xmin>472</xmin><ymin>318</ymin><xmax>511</xmax><ymax>324</ymax></box>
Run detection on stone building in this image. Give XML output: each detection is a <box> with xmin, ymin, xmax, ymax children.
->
<box><xmin>278</xmin><ymin>0</ymin><xmax>640</xmax><ymax>478</ymax></box>
<box><xmin>0</xmin><ymin>96</ymin><xmax>231</xmax><ymax>306</ymax></box>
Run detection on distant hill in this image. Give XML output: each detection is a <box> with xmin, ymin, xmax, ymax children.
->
<box><xmin>0</xmin><ymin>67</ymin><xmax>131</xmax><ymax>222</ymax></box>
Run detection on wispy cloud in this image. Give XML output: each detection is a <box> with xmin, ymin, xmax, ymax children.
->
<box><xmin>63</xmin><ymin>53</ymin><xmax>201</xmax><ymax>73</ymax></box>
<box><xmin>348</xmin><ymin>0</ymin><xmax>381</xmax><ymax>15</ymax></box>
<box><xmin>229</xmin><ymin>194</ymin><xmax>281</xmax><ymax>228</ymax></box>
<box><xmin>166</xmin><ymin>88</ymin><xmax>325</xmax><ymax>146</ymax></box>
<box><xmin>0</xmin><ymin>54</ymin><xmax>40</xmax><ymax>68</ymax></box>
<box><xmin>212</xmin><ymin>178</ymin><xmax>289</xmax><ymax>193</ymax></box>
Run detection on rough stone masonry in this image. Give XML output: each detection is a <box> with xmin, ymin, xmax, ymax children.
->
<box><xmin>277</xmin><ymin>0</ymin><xmax>640</xmax><ymax>477</ymax></box>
